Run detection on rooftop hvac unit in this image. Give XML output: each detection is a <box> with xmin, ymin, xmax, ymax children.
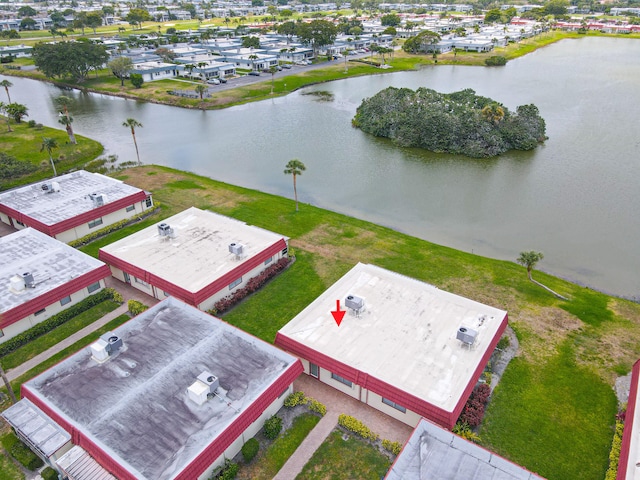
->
<box><xmin>197</xmin><ymin>371</ymin><xmax>219</xmax><ymax>393</ymax></box>
<box><xmin>22</xmin><ymin>272</ymin><xmax>35</xmax><ymax>288</ymax></box>
<box><xmin>90</xmin><ymin>332</ymin><xmax>123</xmax><ymax>363</ymax></box>
<box><xmin>41</xmin><ymin>182</ymin><xmax>53</xmax><ymax>192</ymax></box>
<box><xmin>89</xmin><ymin>193</ymin><xmax>107</xmax><ymax>207</ymax></box>
<box><xmin>229</xmin><ymin>242</ymin><xmax>244</xmax><ymax>255</ymax></box>
<box><xmin>9</xmin><ymin>275</ymin><xmax>25</xmax><ymax>292</ymax></box>
<box><xmin>100</xmin><ymin>332</ymin><xmax>123</xmax><ymax>353</ymax></box>
<box><xmin>456</xmin><ymin>327</ymin><xmax>478</xmax><ymax>346</ymax></box>
<box><xmin>187</xmin><ymin>380</ymin><xmax>209</xmax><ymax>406</ymax></box>
<box><xmin>345</xmin><ymin>295</ymin><xmax>364</xmax><ymax>311</ymax></box>
<box><xmin>158</xmin><ymin>223</ymin><xmax>173</xmax><ymax>237</ymax></box>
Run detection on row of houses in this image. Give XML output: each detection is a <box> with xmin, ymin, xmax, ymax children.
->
<box><xmin>0</xmin><ymin>170</ymin><xmax>551</xmax><ymax>479</ymax></box>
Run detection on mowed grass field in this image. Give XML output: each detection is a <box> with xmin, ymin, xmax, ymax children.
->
<box><xmin>95</xmin><ymin>165</ymin><xmax>640</xmax><ymax>480</ymax></box>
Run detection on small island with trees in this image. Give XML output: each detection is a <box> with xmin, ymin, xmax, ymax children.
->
<box><xmin>352</xmin><ymin>87</ymin><xmax>547</xmax><ymax>158</ymax></box>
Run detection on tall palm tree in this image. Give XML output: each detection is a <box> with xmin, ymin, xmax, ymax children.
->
<box><xmin>0</xmin><ymin>79</ymin><xmax>12</xmax><ymax>103</ymax></box>
<box><xmin>284</xmin><ymin>159</ymin><xmax>306</xmax><ymax>212</ymax></box>
<box><xmin>122</xmin><ymin>118</ymin><xmax>143</xmax><ymax>165</ymax></box>
<box><xmin>40</xmin><ymin>137</ymin><xmax>59</xmax><ymax>176</ymax></box>
<box><xmin>55</xmin><ymin>95</ymin><xmax>76</xmax><ymax>144</ymax></box>
<box><xmin>269</xmin><ymin>65</ymin><xmax>277</xmax><ymax>94</ymax></box>
<box><xmin>0</xmin><ymin>101</ymin><xmax>12</xmax><ymax>132</ymax></box>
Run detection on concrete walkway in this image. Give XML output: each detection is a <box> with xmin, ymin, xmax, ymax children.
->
<box><xmin>5</xmin><ymin>278</ymin><xmax>158</xmax><ymax>382</ymax></box>
<box><xmin>271</xmin><ymin>375</ymin><xmax>414</xmax><ymax>480</ymax></box>
<box><xmin>272</xmin><ymin>410</ymin><xmax>340</xmax><ymax>480</ymax></box>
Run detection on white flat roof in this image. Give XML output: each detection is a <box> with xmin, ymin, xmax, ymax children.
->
<box><xmin>0</xmin><ymin>170</ymin><xmax>144</xmax><ymax>226</ymax></box>
<box><xmin>100</xmin><ymin>207</ymin><xmax>287</xmax><ymax>293</ymax></box>
<box><xmin>278</xmin><ymin>263</ymin><xmax>507</xmax><ymax>412</ymax></box>
<box><xmin>0</xmin><ymin>228</ymin><xmax>107</xmax><ymax>315</ymax></box>
<box><xmin>386</xmin><ymin>419</ymin><xmax>544</xmax><ymax>480</ymax></box>
<box><xmin>24</xmin><ymin>297</ymin><xmax>299</xmax><ymax>480</ymax></box>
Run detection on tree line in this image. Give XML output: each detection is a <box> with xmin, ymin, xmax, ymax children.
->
<box><xmin>352</xmin><ymin>87</ymin><xmax>547</xmax><ymax>158</ymax></box>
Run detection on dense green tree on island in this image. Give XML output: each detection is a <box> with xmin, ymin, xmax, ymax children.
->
<box><xmin>352</xmin><ymin>87</ymin><xmax>547</xmax><ymax>158</ymax></box>
<box><xmin>33</xmin><ymin>41</ymin><xmax>109</xmax><ymax>82</ymax></box>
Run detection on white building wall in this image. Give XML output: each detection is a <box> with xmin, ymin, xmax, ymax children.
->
<box><xmin>366</xmin><ymin>391</ymin><xmax>422</xmax><ymax>428</ymax></box>
<box><xmin>196</xmin><ymin>383</ymin><xmax>293</xmax><ymax>480</ymax></box>
<box><xmin>318</xmin><ymin>367</ymin><xmax>360</xmax><ymax>400</ymax></box>
<box><xmin>0</xmin><ymin>279</ymin><xmax>105</xmax><ymax>344</ymax></box>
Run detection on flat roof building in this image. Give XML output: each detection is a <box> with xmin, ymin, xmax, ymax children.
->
<box><xmin>276</xmin><ymin>263</ymin><xmax>508</xmax><ymax>429</ymax></box>
<box><xmin>0</xmin><ymin>228</ymin><xmax>110</xmax><ymax>343</ymax></box>
<box><xmin>0</xmin><ymin>170</ymin><xmax>153</xmax><ymax>243</ymax></box>
<box><xmin>98</xmin><ymin>207</ymin><xmax>289</xmax><ymax>311</ymax></box>
<box><xmin>9</xmin><ymin>297</ymin><xmax>302</xmax><ymax>479</ymax></box>
<box><xmin>385</xmin><ymin>418</ymin><xmax>544</xmax><ymax>479</ymax></box>
<box><xmin>617</xmin><ymin>359</ymin><xmax>640</xmax><ymax>480</ymax></box>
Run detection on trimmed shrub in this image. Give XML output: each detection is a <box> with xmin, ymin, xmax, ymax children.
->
<box><xmin>307</xmin><ymin>398</ymin><xmax>327</xmax><ymax>417</ymax></box>
<box><xmin>263</xmin><ymin>415</ymin><xmax>283</xmax><ymax>439</ymax></box>
<box><xmin>338</xmin><ymin>414</ymin><xmax>379</xmax><ymax>441</ymax></box>
<box><xmin>210</xmin><ymin>459</ymin><xmax>238</xmax><ymax>480</ymax></box>
<box><xmin>485</xmin><ymin>55</ymin><xmax>507</xmax><ymax>66</ymax></box>
<box><xmin>496</xmin><ymin>335</ymin><xmax>510</xmax><ymax>350</ymax></box>
<box><xmin>9</xmin><ymin>436</ymin><xmax>44</xmax><ymax>470</ymax></box>
<box><xmin>130</xmin><ymin>73</ymin><xmax>144</xmax><ymax>88</ymax></box>
<box><xmin>41</xmin><ymin>467</ymin><xmax>59</xmax><ymax>480</ymax></box>
<box><xmin>284</xmin><ymin>391</ymin><xmax>307</xmax><ymax>408</ymax></box>
<box><xmin>382</xmin><ymin>439</ymin><xmax>402</xmax><ymax>455</ymax></box>
<box><xmin>458</xmin><ymin>383</ymin><xmax>491</xmax><ymax>427</ymax></box>
<box><xmin>128</xmin><ymin>300</ymin><xmax>149</xmax><ymax>316</ymax></box>
<box><xmin>214</xmin><ymin>257</ymin><xmax>291</xmax><ymax>314</ymax></box>
<box><xmin>605</xmin><ymin>415</ymin><xmax>625</xmax><ymax>480</ymax></box>
<box><xmin>0</xmin><ymin>288</ymin><xmax>117</xmax><ymax>358</ymax></box>
<box><xmin>452</xmin><ymin>422</ymin><xmax>481</xmax><ymax>443</ymax></box>
<box><xmin>241</xmin><ymin>438</ymin><xmax>259</xmax><ymax>462</ymax></box>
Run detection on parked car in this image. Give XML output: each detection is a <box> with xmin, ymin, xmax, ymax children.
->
<box><xmin>248</xmin><ymin>71</ymin><xmax>260</xmax><ymax>76</ymax></box>
<box><xmin>281</xmin><ymin>64</ymin><xmax>292</xmax><ymax>69</ymax></box>
<box><xmin>207</xmin><ymin>78</ymin><xmax>220</xmax><ymax>85</ymax></box>
<box><xmin>219</xmin><ymin>77</ymin><xmax>227</xmax><ymax>83</ymax></box>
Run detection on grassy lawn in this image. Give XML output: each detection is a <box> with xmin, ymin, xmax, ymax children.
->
<box><xmin>0</xmin><ymin>120</ymin><xmax>104</xmax><ymax>190</ymax></box>
<box><xmin>0</xmin><ymin>300</ymin><xmax>120</xmax><ymax>371</ymax></box>
<box><xmin>238</xmin><ymin>413</ymin><xmax>321</xmax><ymax>479</ymax></box>
<box><xmin>0</xmin><ymin>314</ymin><xmax>131</xmax><ymax>406</ymax></box>
<box><xmin>296</xmin><ymin>430</ymin><xmax>390</xmax><ymax>479</ymax></box>
<box><xmin>0</xmin><ymin>454</ymin><xmax>24</xmax><ymax>480</ymax></box>
<box><xmin>98</xmin><ymin>165</ymin><xmax>640</xmax><ymax>480</ymax></box>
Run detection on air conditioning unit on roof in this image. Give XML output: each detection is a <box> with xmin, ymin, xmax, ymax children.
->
<box><xmin>229</xmin><ymin>242</ymin><xmax>243</xmax><ymax>255</ymax></box>
<box><xmin>456</xmin><ymin>327</ymin><xmax>478</xmax><ymax>346</ymax></box>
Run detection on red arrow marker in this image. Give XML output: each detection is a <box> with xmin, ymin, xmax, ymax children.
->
<box><xmin>331</xmin><ymin>299</ymin><xmax>346</xmax><ymax>326</ymax></box>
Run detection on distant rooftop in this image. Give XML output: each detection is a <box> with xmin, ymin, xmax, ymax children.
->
<box><xmin>386</xmin><ymin>418</ymin><xmax>545</xmax><ymax>480</ymax></box>
<box><xmin>0</xmin><ymin>228</ymin><xmax>107</xmax><ymax>317</ymax></box>
<box><xmin>0</xmin><ymin>170</ymin><xmax>144</xmax><ymax>226</ymax></box>
<box><xmin>99</xmin><ymin>207</ymin><xmax>287</xmax><ymax>294</ymax></box>
<box><xmin>277</xmin><ymin>263</ymin><xmax>507</xmax><ymax>413</ymax></box>
<box><xmin>23</xmin><ymin>297</ymin><xmax>300</xmax><ymax>480</ymax></box>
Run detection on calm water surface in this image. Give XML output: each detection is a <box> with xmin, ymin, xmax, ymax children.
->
<box><xmin>4</xmin><ymin>37</ymin><xmax>639</xmax><ymax>298</ymax></box>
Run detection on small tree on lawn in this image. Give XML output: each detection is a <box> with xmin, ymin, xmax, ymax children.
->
<box><xmin>517</xmin><ymin>251</ymin><xmax>568</xmax><ymax>300</ymax></box>
<box><xmin>284</xmin><ymin>159</ymin><xmax>306</xmax><ymax>212</ymax></box>
<box><xmin>40</xmin><ymin>137</ymin><xmax>58</xmax><ymax>176</ymax></box>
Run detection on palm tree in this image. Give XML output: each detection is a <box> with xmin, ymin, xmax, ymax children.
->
<box><xmin>0</xmin><ymin>363</ymin><xmax>17</xmax><ymax>404</ymax></box>
<box><xmin>269</xmin><ymin>65</ymin><xmax>278</xmax><ymax>94</ymax></box>
<box><xmin>0</xmin><ymin>101</ymin><xmax>12</xmax><ymax>132</ymax></box>
<box><xmin>195</xmin><ymin>83</ymin><xmax>207</xmax><ymax>100</ymax></box>
<box><xmin>284</xmin><ymin>159</ymin><xmax>306</xmax><ymax>212</ymax></box>
<box><xmin>54</xmin><ymin>95</ymin><xmax>76</xmax><ymax>144</ymax></box>
<box><xmin>40</xmin><ymin>137</ymin><xmax>59</xmax><ymax>176</ymax></box>
<box><xmin>122</xmin><ymin>118</ymin><xmax>143</xmax><ymax>165</ymax></box>
<box><xmin>0</xmin><ymin>79</ymin><xmax>12</xmax><ymax>103</ymax></box>
<box><xmin>517</xmin><ymin>251</ymin><xmax>568</xmax><ymax>300</ymax></box>
<box><xmin>481</xmin><ymin>103</ymin><xmax>505</xmax><ymax>124</ymax></box>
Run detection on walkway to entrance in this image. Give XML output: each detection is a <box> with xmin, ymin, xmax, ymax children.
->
<box><xmin>272</xmin><ymin>374</ymin><xmax>413</xmax><ymax>480</ymax></box>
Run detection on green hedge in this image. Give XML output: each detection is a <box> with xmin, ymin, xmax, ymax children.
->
<box><xmin>241</xmin><ymin>437</ymin><xmax>259</xmax><ymax>462</ymax></box>
<box><xmin>2</xmin><ymin>432</ymin><xmax>44</xmax><ymax>471</ymax></box>
<box><xmin>338</xmin><ymin>414</ymin><xmax>379</xmax><ymax>441</ymax></box>
<box><xmin>42</xmin><ymin>466</ymin><xmax>59</xmax><ymax>480</ymax></box>
<box><xmin>0</xmin><ymin>288</ymin><xmax>119</xmax><ymax>358</ymax></box>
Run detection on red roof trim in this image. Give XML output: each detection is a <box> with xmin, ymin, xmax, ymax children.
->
<box><xmin>0</xmin><ymin>265</ymin><xmax>111</xmax><ymax>329</ymax></box>
<box><xmin>99</xmin><ymin>238</ymin><xmax>288</xmax><ymax>307</ymax></box>
<box><xmin>176</xmin><ymin>360</ymin><xmax>303</xmax><ymax>479</ymax></box>
<box><xmin>0</xmin><ymin>191</ymin><xmax>146</xmax><ymax>237</ymax></box>
<box><xmin>22</xmin><ymin>386</ymin><xmax>137</xmax><ymax>480</ymax></box>
<box><xmin>275</xmin><ymin>312</ymin><xmax>508</xmax><ymax>430</ymax></box>
<box><xmin>617</xmin><ymin>359</ymin><xmax>640</xmax><ymax>480</ymax></box>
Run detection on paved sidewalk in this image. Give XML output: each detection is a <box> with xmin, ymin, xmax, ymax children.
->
<box><xmin>6</xmin><ymin>279</ymin><xmax>158</xmax><ymax>382</ymax></box>
<box><xmin>273</xmin><ymin>410</ymin><xmax>339</xmax><ymax>480</ymax></box>
<box><xmin>271</xmin><ymin>375</ymin><xmax>414</xmax><ymax>480</ymax></box>
<box><xmin>6</xmin><ymin>304</ymin><xmax>129</xmax><ymax>381</ymax></box>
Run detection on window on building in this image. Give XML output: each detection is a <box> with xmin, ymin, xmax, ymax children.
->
<box><xmin>134</xmin><ymin>277</ymin><xmax>150</xmax><ymax>287</ymax></box>
<box><xmin>282</xmin><ymin>247</ymin><xmax>288</xmax><ymax>256</ymax></box>
<box><xmin>60</xmin><ymin>295</ymin><xmax>72</xmax><ymax>306</ymax></box>
<box><xmin>382</xmin><ymin>397</ymin><xmax>407</xmax><ymax>413</ymax></box>
<box><xmin>35</xmin><ymin>308</ymin><xmax>46</xmax><ymax>316</ymax></box>
<box><xmin>145</xmin><ymin>196</ymin><xmax>153</xmax><ymax>208</ymax></box>
<box><xmin>87</xmin><ymin>282</ymin><xmax>101</xmax><ymax>293</ymax></box>
<box><xmin>229</xmin><ymin>277</ymin><xmax>242</xmax><ymax>290</ymax></box>
<box><xmin>264</xmin><ymin>256</ymin><xmax>272</xmax><ymax>265</ymax></box>
<box><xmin>15</xmin><ymin>220</ymin><xmax>25</xmax><ymax>227</ymax></box>
<box><xmin>310</xmin><ymin>363</ymin><xmax>319</xmax><ymax>378</ymax></box>
<box><xmin>331</xmin><ymin>372</ymin><xmax>352</xmax><ymax>388</ymax></box>
<box><xmin>126</xmin><ymin>205</ymin><xmax>136</xmax><ymax>212</ymax></box>
<box><xmin>88</xmin><ymin>217</ymin><xmax>103</xmax><ymax>229</ymax></box>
